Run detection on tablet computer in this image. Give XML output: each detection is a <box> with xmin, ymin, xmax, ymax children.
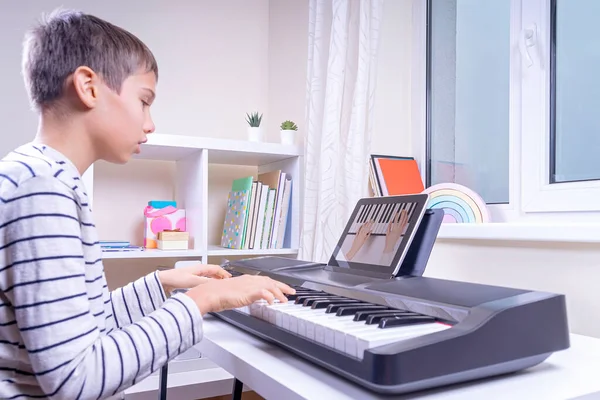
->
<box><xmin>327</xmin><ymin>194</ymin><xmax>429</xmax><ymax>278</ymax></box>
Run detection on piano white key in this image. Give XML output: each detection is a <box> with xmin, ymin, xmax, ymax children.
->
<box><xmin>266</xmin><ymin>301</ymin><xmax>299</xmax><ymax>327</ymax></box>
<box><xmin>236</xmin><ymin>305</ymin><xmax>251</xmax><ymax>314</ymax></box>
<box><xmin>375</xmin><ymin>204</ymin><xmax>392</xmax><ymax>234</ymax></box>
<box><xmin>243</xmin><ymin>297</ymin><xmax>451</xmax><ymax>361</ymax></box>
<box><xmin>355</xmin><ymin>323</ymin><xmax>450</xmax><ymax>359</ymax></box>
<box><xmin>288</xmin><ymin>309</ymin><xmax>313</xmax><ymax>334</ymax></box>
<box><xmin>351</xmin><ymin>204</ymin><xmax>367</xmax><ymax>232</ymax></box>
<box><xmin>249</xmin><ymin>300</ymin><xmax>268</xmax><ymax>319</ymax></box>
<box><xmin>279</xmin><ymin>304</ymin><xmax>315</xmax><ymax>332</ymax></box>
<box><xmin>306</xmin><ymin>313</ymin><xmax>350</xmax><ymax>342</ymax></box>
<box><xmin>340</xmin><ymin>323</ymin><xmax>383</xmax><ymax>354</ymax></box>
<box><xmin>314</xmin><ymin>315</ymin><xmax>356</xmax><ymax>347</ymax></box>
<box><xmin>294</xmin><ymin>308</ymin><xmax>328</xmax><ymax>336</ymax></box>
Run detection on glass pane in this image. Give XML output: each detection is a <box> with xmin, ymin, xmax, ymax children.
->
<box><xmin>553</xmin><ymin>0</ymin><xmax>600</xmax><ymax>183</ymax></box>
<box><xmin>429</xmin><ymin>0</ymin><xmax>510</xmax><ymax>203</ymax></box>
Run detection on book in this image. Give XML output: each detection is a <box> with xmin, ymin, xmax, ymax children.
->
<box><xmin>220</xmin><ymin>189</ymin><xmax>251</xmax><ymax>249</ymax></box>
<box><xmin>369</xmin><ymin>155</ymin><xmax>424</xmax><ymax>196</ymax></box>
<box><xmin>231</xmin><ymin>176</ymin><xmax>254</xmax><ymax>248</ymax></box>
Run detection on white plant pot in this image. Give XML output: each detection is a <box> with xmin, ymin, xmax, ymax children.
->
<box><xmin>247</xmin><ymin>127</ymin><xmax>263</xmax><ymax>142</ymax></box>
<box><xmin>280</xmin><ymin>129</ymin><xmax>296</xmax><ymax>145</ymax></box>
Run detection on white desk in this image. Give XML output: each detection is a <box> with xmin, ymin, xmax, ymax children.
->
<box><xmin>196</xmin><ymin>315</ymin><xmax>600</xmax><ymax>400</ymax></box>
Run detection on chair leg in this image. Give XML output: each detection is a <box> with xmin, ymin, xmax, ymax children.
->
<box><xmin>158</xmin><ymin>364</ymin><xmax>169</xmax><ymax>400</ymax></box>
<box><xmin>231</xmin><ymin>377</ymin><xmax>243</xmax><ymax>400</ymax></box>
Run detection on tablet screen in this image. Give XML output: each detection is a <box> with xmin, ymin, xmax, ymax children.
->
<box><xmin>327</xmin><ymin>194</ymin><xmax>429</xmax><ymax>277</ymax></box>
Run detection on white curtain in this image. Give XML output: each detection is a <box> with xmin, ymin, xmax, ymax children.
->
<box><xmin>299</xmin><ymin>0</ymin><xmax>384</xmax><ymax>263</ymax></box>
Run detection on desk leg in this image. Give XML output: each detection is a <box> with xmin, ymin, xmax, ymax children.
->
<box><xmin>158</xmin><ymin>364</ymin><xmax>168</xmax><ymax>400</ymax></box>
<box><xmin>232</xmin><ymin>377</ymin><xmax>243</xmax><ymax>400</ymax></box>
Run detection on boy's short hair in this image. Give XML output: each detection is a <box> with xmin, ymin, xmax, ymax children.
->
<box><xmin>22</xmin><ymin>8</ymin><xmax>158</xmax><ymax>111</ymax></box>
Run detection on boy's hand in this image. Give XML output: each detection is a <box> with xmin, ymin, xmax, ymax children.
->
<box><xmin>158</xmin><ymin>264</ymin><xmax>232</xmax><ymax>294</ymax></box>
<box><xmin>184</xmin><ymin>274</ymin><xmax>296</xmax><ymax>315</ymax></box>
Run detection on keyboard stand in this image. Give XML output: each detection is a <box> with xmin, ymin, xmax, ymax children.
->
<box><xmin>158</xmin><ymin>363</ymin><xmax>168</xmax><ymax>400</ymax></box>
<box><xmin>232</xmin><ymin>377</ymin><xmax>243</xmax><ymax>400</ymax></box>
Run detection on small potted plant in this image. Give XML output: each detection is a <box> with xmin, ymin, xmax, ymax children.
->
<box><xmin>246</xmin><ymin>112</ymin><xmax>263</xmax><ymax>142</ymax></box>
<box><xmin>280</xmin><ymin>120</ymin><xmax>298</xmax><ymax>145</ymax></box>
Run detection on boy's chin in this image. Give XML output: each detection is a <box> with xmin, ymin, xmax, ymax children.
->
<box><xmin>102</xmin><ymin>152</ymin><xmax>133</xmax><ymax>165</ymax></box>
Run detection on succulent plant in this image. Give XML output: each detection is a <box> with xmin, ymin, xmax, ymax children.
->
<box><xmin>246</xmin><ymin>112</ymin><xmax>263</xmax><ymax>127</ymax></box>
<box><xmin>280</xmin><ymin>120</ymin><xmax>298</xmax><ymax>131</ymax></box>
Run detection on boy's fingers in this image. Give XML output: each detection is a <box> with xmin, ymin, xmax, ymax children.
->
<box><xmin>271</xmin><ymin>287</ymin><xmax>287</xmax><ymax>304</ymax></box>
<box><xmin>273</xmin><ymin>280</ymin><xmax>295</xmax><ymax>294</ymax></box>
<box><xmin>260</xmin><ymin>289</ymin><xmax>275</xmax><ymax>304</ymax></box>
<box><xmin>214</xmin><ymin>268</ymin><xmax>232</xmax><ymax>278</ymax></box>
<box><xmin>189</xmin><ymin>276</ymin><xmax>212</xmax><ymax>286</ymax></box>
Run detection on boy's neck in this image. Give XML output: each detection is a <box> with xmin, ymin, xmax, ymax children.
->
<box><xmin>34</xmin><ymin>112</ymin><xmax>97</xmax><ymax>176</ymax></box>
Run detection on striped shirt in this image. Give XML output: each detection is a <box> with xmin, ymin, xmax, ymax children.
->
<box><xmin>0</xmin><ymin>143</ymin><xmax>203</xmax><ymax>399</ymax></box>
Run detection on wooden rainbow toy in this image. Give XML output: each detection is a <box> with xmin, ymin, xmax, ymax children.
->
<box><xmin>422</xmin><ymin>183</ymin><xmax>490</xmax><ymax>223</ymax></box>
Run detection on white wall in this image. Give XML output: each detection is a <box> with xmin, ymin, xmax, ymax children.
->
<box><xmin>425</xmin><ymin>239</ymin><xmax>600</xmax><ymax>338</ymax></box>
<box><xmin>370</xmin><ymin>0</ymin><xmax>413</xmax><ymax>156</ymax></box>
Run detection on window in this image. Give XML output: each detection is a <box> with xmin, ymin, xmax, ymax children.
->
<box><xmin>422</xmin><ymin>0</ymin><xmax>600</xmax><ymax>219</ymax></box>
<box><xmin>551</xmin><ymin>0</ymin><xmax>600</xmax><ymax>184</ymax></box>
<box><xmin>427</xmin><ymin>0</ymin><xmax>511</xmax><ymax>205</ymax></box>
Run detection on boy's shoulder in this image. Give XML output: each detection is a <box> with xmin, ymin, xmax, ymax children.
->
<box><xmin>0</xmin><ymin>142</ymin><xmax>81</xmax><ymax>202</ymax></box>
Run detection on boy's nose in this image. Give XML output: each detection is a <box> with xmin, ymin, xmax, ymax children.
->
<box><xmin>144</xmin><ymin>117</ymin><xmax>155</xmax><ymax>134</ymax></box>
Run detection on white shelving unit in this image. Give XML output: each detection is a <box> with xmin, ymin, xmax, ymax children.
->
<box><xmin>83</xmin><ymin>134</ymin><xmax>303</xmax><ymax>398</ymax></box>
<box><xmin>83</xmin><ymin>133</ymin><xmax>303</xmax><ymax>264</ymax></box>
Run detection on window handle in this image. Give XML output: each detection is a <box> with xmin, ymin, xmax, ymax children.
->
<box><xmin>519</xmin><ymin>24</ymin><xmax>538</xmax><ymax>68</ymax></box>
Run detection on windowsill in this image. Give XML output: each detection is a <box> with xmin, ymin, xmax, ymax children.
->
<box><xmin>437</xmin><ymin>223</ymin><xmax>600</xmax><ymax>243</ymax></box>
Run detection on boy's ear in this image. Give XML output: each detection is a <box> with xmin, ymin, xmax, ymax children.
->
<box><xmin>72</xmin><ymin>66</ymin><xmax>100</xmax><ymax>109</ymax></box>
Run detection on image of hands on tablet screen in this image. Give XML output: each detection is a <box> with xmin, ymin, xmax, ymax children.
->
<box><xmin>342</xmin><ymin>208</ymin><xmax>410</xmax><ymax>266</ymax></box>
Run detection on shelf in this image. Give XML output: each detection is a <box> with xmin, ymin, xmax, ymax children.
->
<box><xmin>207</xmin><ymin>244</ymin><xmax>299</xmax><ymax>257</ymax></box>
<box><xmin>101</xmin><ymin>246</ymin><xmax>299</xmax><ymax>260</ymax></box>
<box><xmin>124</xmin><ymin>357</ymin><xmax>235</xmax><ymax>399</ymax></box>
<box><xmin>134</xmin><ymin>134</ymin><xmax>303</xmax><ymax>165</ymax></box>
<box><xmin>437</xmin><ymin>222</ymin><xmax>600</xmax><ymax>243</ymax></box>
<box><xmin>101</xmin><ymin>249</ymin><xmax>205</xmax><ymax>260</ymax></box>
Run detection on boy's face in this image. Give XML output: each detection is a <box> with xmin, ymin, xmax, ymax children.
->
<box><xmin>89</xmin><ymin>69</ymin><xmax>157</xmax><ymax>164</ymax></box>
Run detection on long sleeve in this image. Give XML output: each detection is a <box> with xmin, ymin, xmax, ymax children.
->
<box><xmin>109</xmin><ymin>270</ymin><xmax>167</xmax><ymax>328</ymax></box>
<box><xmin>0</xmin><ymin>176</ymin><xmax>203</xmax><ymax>399</ymax></box>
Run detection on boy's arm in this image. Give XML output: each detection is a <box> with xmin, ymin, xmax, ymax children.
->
<box><xmin>109</xmin><ymin>270</ymin><xmax>168</xmax><ymax>328</ymax></box>
<box><xmin>1</xmin><ymin>176</ymin><xmax>202</xmax><ymax>399</ymax></box>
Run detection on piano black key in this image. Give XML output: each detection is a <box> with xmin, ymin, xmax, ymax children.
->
<box><xmin>365</xmin><ymin>204</ymin><xmax>374</xmax><ymax>223</ymax></box>
<box><xmin>325</xmin><ymin>302</ymin><xmax>369</xmax><ymax>314</ymax></box>
<box><xmin>294</xmin><ymin>294</ymin><xmax>331</xmax><ymax>304</ymax></box>
<box><xmin>336</xmin><ymin>305</ymin><xmax>388</xmax><ymax>317</ymax></box>
<box><xmin>379</xmin><ymin>315</ymin><xmax>437</xmax><ymax>329</ymax></box>
<box><xmin>358</xmin><ymin>204</ymin><xmax>367</xmax><ymax>224</ymax></box>
<box><xmin>303</xmin><ymin>296</ymin><xmax>348</xmax><ymax>307</ymax></box>
<box><xmin>311</xmin><ymin>299</ymin><xmax>362</xmax><ymax>309</ymax></box>
<box><xmin>286</xmin><ymin>291</ymin><xmax>316</xmax><ymax>301</ymax></box>
<box><xmin>382</xmin><ymin>204</ymin><xmax>394</xmax><ymax>225</ymax></box>
<box><xmin>364</xmin><ymin>312</ymin><xmax>418</xmax><ymax>325</ymax></box>
<box><xmin>380</xmin><ymin>204</ymin><xmax>391</xmax><ymax>223</ymax></box>
<box><xmin>353</xmin><ymin>310</ymin><xmax>415</xmax><ymax>322</ymax></box>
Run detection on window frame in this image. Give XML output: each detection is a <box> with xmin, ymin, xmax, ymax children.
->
<box><xmin>415</xmin><ymin>0</ymin><xmax>600</xmax><ymax>223</ymax></box>
<box><xmin>520</xmin><ymin>0</ymin><xmax>600</xmax><ymax>213</ymax></box>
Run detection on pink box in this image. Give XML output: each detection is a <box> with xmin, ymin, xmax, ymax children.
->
<box><xmin>143</xmin><ymin>205</ymin><xmax>186</xmax><ymax>249</ymax></box>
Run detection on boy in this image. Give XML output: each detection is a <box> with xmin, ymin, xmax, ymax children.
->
<box><xmin>0</xmin><ymin>8</ymin><xmax>294</xmax><ymax>399</ymax></box>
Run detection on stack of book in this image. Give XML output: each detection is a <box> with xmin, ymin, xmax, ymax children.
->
<box><xmin>369</xmin><ymin>154</ymin><xmax>425</xmax><ymax>197</ymax></box>
<box><xmin>100</xmin><ymin>241</ymin><xmax>143</xmax><ymax>253</ymax></box>
<box><xmin>220</xmin><ymin>170</ymin><xmax>292</xmax><ymax>250</ymax></box>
